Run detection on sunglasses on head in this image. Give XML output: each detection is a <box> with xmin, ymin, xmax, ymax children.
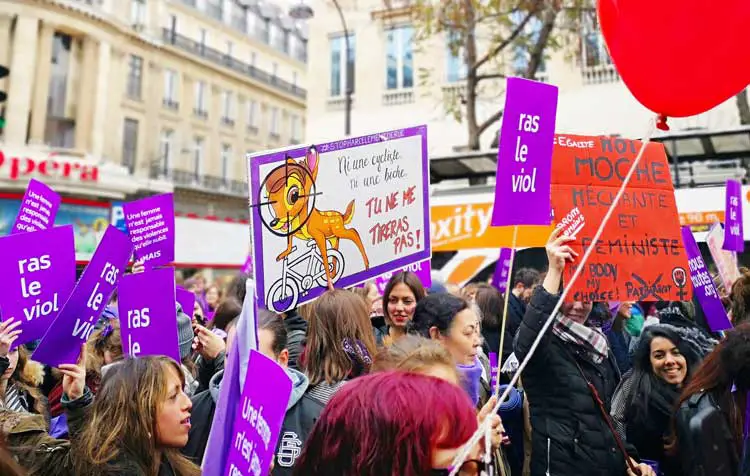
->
<box><xmin>430</xmin><ymin>459</ymin><xmax>487</xmax><ymax>476</ymax></box>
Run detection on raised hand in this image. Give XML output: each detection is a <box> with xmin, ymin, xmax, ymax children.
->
<box><xmin>192</xmin><ymin>324</ymin><xmax>226</xmax><ymax>360</ymax></box>
<box><xmin>0</xmin><ymin>319</ymin><xmax>23</xmax><ymax>357</ymax></box>
<box><xmin>59</xmin><ymin>344</ymin><xmax>87</xmax><ymax>401</ymax></box>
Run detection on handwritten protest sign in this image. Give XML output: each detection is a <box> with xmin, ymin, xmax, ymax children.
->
<box><xmin>0</xmin><ymin>226</ymin><xmax>76</xmax><ymax>345</ymax></box>
<box><xmin>118</xmin><ymin>268</ymin><xmax>180</xmax><ymax>362</ymax></box>
<box><xmin>551</xmin><ymin>135</ymin><xmax>690</xmax><ymax>302</ymax></box>
<box><xmin>11</xmin><ymin>179</ymin><xmax>61</xmax><ymax>234</ymax></box>
<box><xmin>681</xmin><ymin>227</ymin><xmax>731</xmax><ymax>332</ymax></box>
<box><xmin>123</xmin><ymin>193</ymin><xmax>175</xmax><ymax>269</ymax></box>
<box><xmin>248</xmin><ymin>126</ymin><xmax>431</xmax><ymax>313</ymax></box>
<box><xmin>723</xmin><ymin>179</ymin><xmax>744</xmax><ymax>252</ymax></box>
<box><xmin>374</xmin><ymin>259</ymin><xmax>431</xmax><ymax>294</ymax></box>
<box><xmin>707</xmin><ymin>223</ymin><xmax>741</xmax><ymax>291</ymax></box>
<box><xmin>176</xmin><ymin>286</ymin><xmax>195</xmax><ymax>320</ymax></box>
<box><xmin>32</xmin><ymin>226</ymin><xmax>132</xmax><ymax>367</ymax></box>
<box><xmin>491</xmin><ymin>78</ymin><xmax>557</xmax><ymax>226</ymax></box>
<box><xmin>491</xmin><ymin>248</ymin><xmax>513</xmax><ymax>294</ymax></box>
<box><xmin>224</xmin><ymin>350</ymin><xmax>292</xmax><ymax>476</ymax></box>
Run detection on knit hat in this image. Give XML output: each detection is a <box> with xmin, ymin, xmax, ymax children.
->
<box><xmin>176</xmin><ymin>302</ymin><xmax>194</xmax><ymax>360</ymax></box>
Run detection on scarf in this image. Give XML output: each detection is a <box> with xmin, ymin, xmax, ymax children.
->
<box><xmin>553</xmin><ymin>314</ymin><xmax>609</xmax><ymax>364</ymax></box>
<box><xmin>457</xmin><ymin>357</ymin><xmax>483</xmax><ymax>406</ymax></box>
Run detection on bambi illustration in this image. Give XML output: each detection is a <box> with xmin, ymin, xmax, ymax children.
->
<box><xmin>263</xmin><ymin>145</ymin><xmax>370</xmax><ymax>290</ymax></box>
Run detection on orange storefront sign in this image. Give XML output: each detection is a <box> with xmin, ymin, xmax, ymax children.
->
<box><xmin>429</xmin><ymin>203</ymin><xmax>552</xmax><ymax>251</ymax></box>
<box><xmin>678</xmin><ymin>210</ymin><xmax>724</xmax><ymax>232</ymax></box>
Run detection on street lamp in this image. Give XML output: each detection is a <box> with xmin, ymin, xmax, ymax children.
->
<box><xmin>289</xmin><ymin>0</ymin><xmax>352</xmax><ymax>136</ymax></box>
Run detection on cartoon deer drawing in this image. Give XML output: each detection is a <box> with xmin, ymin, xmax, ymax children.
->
<box><xmin>264</xmin><ymin>146</ymin><xmax>370</xmax><ymax>289</ymax></box>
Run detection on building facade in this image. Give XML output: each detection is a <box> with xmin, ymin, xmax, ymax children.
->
<box><xmin>0</xmin><ymin>0</ymin><xmax>307</xmax><ymax>256</ymax></box>
<box><xmin>304</xmin><ymin>0</ymin><xmax>743</xmax><ymax>155</ymax></box>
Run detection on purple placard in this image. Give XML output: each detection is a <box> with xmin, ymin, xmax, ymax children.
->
<box><xmin>32</xmin><ymin>226</ymin><xmax>133</xmax><ymax>367</ymax></box>
<box><xmin>118</xmin><ymin>268</ymin><xmax>180</xmax><ymax>362</ymax></box>
<box><xmin>722</xmin><ymin>179</ymin><xmax>744</xmax><ymax>252</ymax></box>
<box><xmin>488</xmin><ymin>352</ymin><xmax>499</xmax><ymax>390</ymax></box>
<box><xmin>374</xmin><ymin>259</ymin><xmax>431</xmax><ymax>294</ymax></box>
<box><xmin>176</xmin><ymin>286</ymin><xmax>195</xmax><ymax>320</ymax></box>
<box><xmin>122</xmin><ymin>193</ymin><xmax>175</xmax><ymax>269</ymax></box>
<box><xmin>224</xmin><ymin>350</ymin><xmax>292</xmax><ymax>476</ymax></box>
<box><xmin>0</xmin><ymin>226</ymin><xmax>76</xmax><ymax>345</ymax></box>
<box><xmin>11</xmin><ymin>179</ymin><xmax>62</xmax><ymax>234</ymax></box>
<box><xmin>681</xmin><ymin>226</ymin><xmax>732</xmax><ymax>332</ymax></box>
<box><xmin>491</xmin><ymin>248</ymin><xmax>514</xmax><ymax>294</ymax></box>
<box><xmin>491</xmin><ymin>77</ymin><xmax>558</xmax><ymax>227</ymax></box>
<box><xmin>248</xmin><ymin>126</ymin><xmax>431</xmax><ymax>313</ymax></box>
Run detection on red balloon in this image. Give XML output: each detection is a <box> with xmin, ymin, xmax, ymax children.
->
<box><xmin>598</xmin><ymin>0</ymin><xmax>750</xmax><ymax>118</ymax></box>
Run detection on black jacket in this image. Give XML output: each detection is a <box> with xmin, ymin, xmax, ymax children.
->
<box><xmin>283</xmin><ymin>310</ymin><xmax>308</xmax><ymax>371</ymax></box>
<box><xmin>505</xmin><ymin>293</ymin><xmax>525</xmax><ymax>362</ymax></box>
<box><xmin>514</xmin><ymin>287</ymin><xmax>627</xmax><ymax>476</ymax></box>
<box><xmin>183</xmin><ymin>370</ymin><xmax>223</xmax><ymax>465</ymax></box>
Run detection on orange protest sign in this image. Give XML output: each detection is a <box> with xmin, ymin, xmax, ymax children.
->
<box><xmin>551</xmin><ymin>134</ymin><xmax>691</xmax><ymax>302</ymax></box>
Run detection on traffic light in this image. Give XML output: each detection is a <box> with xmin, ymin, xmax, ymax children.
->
<box><xmin>0</xmin><ymin>65</ymin><xmax>7</xmax><ymax>130</ymax></box>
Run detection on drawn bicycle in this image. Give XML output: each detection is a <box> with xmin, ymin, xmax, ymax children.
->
<box><xmin>266</xmin><ymin>240</ymin><xmax>346</xmax><ymax>313</ymax></box>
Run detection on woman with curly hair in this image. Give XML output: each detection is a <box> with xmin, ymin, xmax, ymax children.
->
<box><xmin>0</xmin><ymin>319</ymin><xmax>45</xmax><ymax>415</ymax></box>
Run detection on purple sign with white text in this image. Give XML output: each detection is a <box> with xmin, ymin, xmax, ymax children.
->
<box><xmin>0</xmin><ymin>226</ymin><xmax>76</xmax><ymax>345</ymax></box>
<box><xmin>723</xmin><ymin>179</ymin><xmax>744</xmax><ymax>252</ymax></box>
<box><xmin>374</xmin><ymin>259</ymin><xmax>432</xmax><ymax>294</ymax></box>
<box><xmin>123</xmin><ymin>193</ymin><xmax>175</xmax><ymax>269</ymax></box>
<box><xmin>248</xmin><ymin>126</ymin><xmax>431</xmax><ymax>313</ymax></box>
<box><xmin>224</xmin><ymin>350</ymin><xmax>292</xmax><ymax>476</ymax></box>
<box><xmin>176</xmin><ymin>286</ymin><xmax>195</xmax><ymax>320</ymax></box>
<box><xmin>491</xmin><ymin>248</ymin><xmax>514</xmax><ymax>294</ymax></box>
<box><xmin>118</xmin><ymin>268</ymin><xmax>180</xmax><ymax>363</ymax></box>
<box><xmin>491</xmin><ymin>77</ymin><xmax>558</xmax><ymax>227</ymax></box>
<box><xmin>11</xmin><ymin>179</ymin><xmax>61</xmax><ymax>234</ymax></box>
<box><xmin>681</xmin><ymin>226</ymin><xmax>732</xmax><ymax>332</ymax></box>
<box><xmin>33</xmin><ymin>226</ymin><xmax>133</xmax><ymax>367</ymax></box>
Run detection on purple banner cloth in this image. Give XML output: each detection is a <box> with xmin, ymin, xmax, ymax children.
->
<box><xmin>224</xmin><ymin>350</ymin><xmax>293</xmax><ymax>476</ymax></box>
<box><xmin>176</xmin><ymin>286</ymin><xmax>196</xmax><ymax>320</ymax></box>
<box><xmin>11</xmin><ymin>179</ymin><xmax>62</xmax><ymax>234</ymax></box>
<box><xmin>491</xmin><ymin>248</ymin><xmax>514</xmax><ymax>294</ymax></box>
<box><xmin>374</xmin><ymin>259</ymin><xmax>432</xmax><ymax>294</ymax></box>
<box><xmin>489</xmin><ymin>352</ymin><xmax>499</xmax><ymax>390</ymax></box>
<box><xmin>491</xmin><ymin>77</ymin><xmax>558</xmax><ymax>227</ymax></box>
<box><xmin>123</xmin><ymin>193</ymin><xmax>175</xmax><ymax>269</ymax></box>
<box><xmin>0</xmin><ymin>226</ymin><xmax>76</xmax><ymax>345</ymax></box>
<box><xmin>203</xmin><ymin>279</ymin><xmax>259</xmax><ymax>476</ymax></box>
<box><xmin>33</xmin><ymin>226</ymin><xmax>133</xmax><ymax>367</ymax></box>
<box><xmin>118</xmin><ymin>268</ymin><xmax>180</xmax><ymax>362</ymax></box>
<box><xmin>681</xmin><ymin>226</ymin><xmax>732</xmax><ymax>332</ymax></box>
<box><xmin>241</xmin><ymin>254</ymin><xmax>253</xmax><ymax>276</ymax></box>
<box><xmin>723</xmin><ymin>179</ymin><xmax>744</xmax><ymax>252</ymax></box>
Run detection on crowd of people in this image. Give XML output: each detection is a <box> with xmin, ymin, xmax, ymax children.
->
<box><xmin>0</xmin><ymin>228</ymin><xmax>747</xmax><ymax>476</ymax></box>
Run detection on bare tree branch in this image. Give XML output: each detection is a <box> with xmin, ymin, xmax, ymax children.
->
<box><xmin>477</xmin><ymin>109</ymin><xmax>505</xmax><ymax>137</ymax></box>
<box><xmin>476</xmin><ymin>73</ymin><xmax>508</xmax><ymax>81</ymax></box>
<box><xmin>523</xmin><ymin>4</ymin><xmax>559</xmax><ymax>78</ymax></box>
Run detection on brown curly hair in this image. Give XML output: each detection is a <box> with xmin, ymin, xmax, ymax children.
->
<box><xmin>8</xmin><ymin>346</ymin><xmax>45</xmax><ymax>415</ymax></box>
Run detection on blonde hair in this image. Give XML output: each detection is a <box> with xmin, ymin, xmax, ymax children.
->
<box><xmin>373</xmin><ymin>335</ymin><xmax>458</xmax><ymax>380</ymax></box>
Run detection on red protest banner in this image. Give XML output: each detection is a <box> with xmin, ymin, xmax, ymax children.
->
<box><xmin>551</xmin><ymin>134</ymin><xmax>692</xmax><ymax>302</ymax></box>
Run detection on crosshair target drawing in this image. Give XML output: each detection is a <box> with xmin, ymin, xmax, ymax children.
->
<box><xmin>252</xmin><ymin>153</ymin><xmax>320</xmax><ymax>238</ymax></box>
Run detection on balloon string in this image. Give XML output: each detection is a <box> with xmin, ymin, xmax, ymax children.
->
<box><xmin>448</xmin><ymin>117</ymin><xmax>659</xmax><ymax>475</ymax></box>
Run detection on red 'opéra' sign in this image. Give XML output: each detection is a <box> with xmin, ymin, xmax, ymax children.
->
<box><xmin>0</xmin><ymin>150</ymin><xmax>99</xmax><ymax>182</ymax></box>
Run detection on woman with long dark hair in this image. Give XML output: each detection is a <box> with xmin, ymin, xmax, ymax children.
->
<box><xmin>669</xmin><ymin>322</ymin><xmax>750</xmax><ymax>476</ymax></box>
<box><xmin>611</xmin><ymin>325</ymin><xmax>701</xmax><ymax>475</ymax></box>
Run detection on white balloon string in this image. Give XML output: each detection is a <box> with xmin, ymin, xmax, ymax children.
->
<box><xmin>449</xmin><ymin>117</ymin><xmax>659</xmax><ymax>475</ymax></box>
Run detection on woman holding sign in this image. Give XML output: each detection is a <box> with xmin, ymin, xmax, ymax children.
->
<box><xmin>515</xmin><ymin>228</ymin><xmax>655</xmax><ymax>476</ymax></box>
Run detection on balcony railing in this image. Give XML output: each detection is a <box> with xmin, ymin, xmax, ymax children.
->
<box><xmin>150</xmin><ymin>164</ymin><xmax>248</xmax><ymax>197</ymax></box>
<box><xmin>163</xmin><ymin>98</ymin><xmax>180</xmax><ymax>111</ymax></box>
<box><xmin>162</xmin><ymin>28</ymin><xmax>306</xmax><ymax>100</ymax></box>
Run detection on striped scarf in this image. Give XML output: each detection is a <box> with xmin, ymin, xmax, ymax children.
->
<box><xmin>552</xmin><ymin>314</ymin><xmax>609</xmax><ymax>364</ymax></box>
<box><xmin>0</xmin><ymin>384</ymin><xmax>30</xmax><ymax>413</ymax></box>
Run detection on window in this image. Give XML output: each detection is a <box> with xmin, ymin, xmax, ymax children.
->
<box><xmin>159</xmin><ymin>129</ymin><xmax>174</xmax><ymax>175</ymax></box>
<box><xmin>192</xmin><ymin>137</ymin><xmax>204</xmax><ymax>180</ymax></box>
<box><xmin>247</xmin><ymin>99</ymin><xmax>258</xmax><ymax>131</ymax></box>
<box><xmin>258</xmin><ymin>18</ymin><xmax>269</xmax><ymax>43</ymax></box>
<box><xmin>231</xmin><ymin>5</ymin><xmax>247</xmax><ymax>32</ymax></box>
<box><xmin>205</xmin><ymin>0</ymin><xmax>222</xmax><ymax>21</ymax></box>
<box><xmin>163</xmin><ymin>69</ymin><xmax>178</xmax><ymax>108</ymax></box>
<box><xmin>221</xmin><ymin>90</ymin><xmax>234</xmax><ymax>124</ymax></box>
<box><xmin>581</xmin><ymin>10</ymin><xmax>611</xmax><ymax>68</ymax></box>
<box><xmin>510</xmin><ymin>12</ymin><xmax>547</xmax><ymax>77</ymax></box>
<box><xmin>329</xmin><ymin>34</ymin><xmax>355</xmax><ymax>97</ymax></box>
<box><xmin>130</xmin><ymin>0</ymin><xmax>146</xmax><ymax>27</ymax></box>
<box><xmin>386</xmin><ymin>26</ymin><xmax>413</xmax><ymax>90</ymax></box>
<box><xmin>221</xmin><ymin>144</ymin><xmax>231</xmax><ymax>183</ymax></box>
<box><xmin>122</xmin><ymin>118</ymin><xmax>139</xmax><ymax>173</ymax></box>
<box><xmin>194</xmin><ymin>80</ymin><xmax>207</xmax><ymax>116</ymax></box>
<box><xmin>269</xmin><ymin>22</ymin><xmax>280</xmax><ymax>49</ymax></box>
<box><xmin>126</xmin><ymin>55</ymin><xmax>143</xmax><ymax>100</ymax></box>
<box><xmin>291</xmin><ymin>115</ymin><xmax>300</xmax><ymax>142</ymax></box>
<box><xmin>282</xmin><ymin>29</ymin><xmax>290</xmax><ymax>54</ymax></box>
<box><xmin>446</xmin><ymin>30</ymin><xmax>467</xmax><ymax>83</ymax></box>
<box><xmin>269</xmin><ymin>107</ymin><xmax>279</xmax><ymax>136</ymax></box>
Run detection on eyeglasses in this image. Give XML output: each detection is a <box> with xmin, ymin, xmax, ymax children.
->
<box><xmin>430</xmin><ymin>459</ymin><xmax>487</xmax><ymax>476</ymax></box>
